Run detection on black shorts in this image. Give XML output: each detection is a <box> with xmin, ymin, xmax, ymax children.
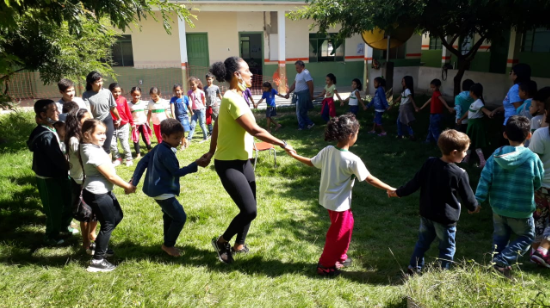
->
<box><xmin>266</xmin><ymin>107</ymin><xmax>277</xmax><ymax>118</ymax></box>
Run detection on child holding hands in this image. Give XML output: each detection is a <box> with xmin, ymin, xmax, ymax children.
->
<box><xmin>419</xmin><ymin>79</ymin><xmax>454</xmax><ymax>144</ymax></box>
<box><xmin>131</xmin><ymin>119</ymin><xmax>209</xmax><ymax>257</ymax></box>
<box><xmin>316</xmin><ymin>73</ymin><xmax>344</xmax><ymax>123</ymax></box>
<box><xmin>389</xmin><ymin>129</ymin><xmax>479</xmax><ymax>274</ymax></box>
<box><xmin>254</xmin><ymin>82</ymin><xmax>285</xmax><ymax>132</ymax></box>
<box><xmin>288</xmin><ymin>113</ymin><xmax>395</xmax><ymax>277</ymax></box>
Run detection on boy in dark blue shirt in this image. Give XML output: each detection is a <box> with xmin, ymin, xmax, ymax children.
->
<box><xmin>131</xmin><ymin>118</ymin><xmax>208</xmax><ymax>256</ymax></box>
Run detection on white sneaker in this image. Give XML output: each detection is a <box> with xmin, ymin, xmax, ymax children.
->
<box><xmin>112</xmin><ymin>158</ymin><xmax>122</xmax><ymax>167</ymax></box>
<box><xmin>125</xmin><ymin>160</ymin><xmax>133</xmax><ymax>167</ymax></box>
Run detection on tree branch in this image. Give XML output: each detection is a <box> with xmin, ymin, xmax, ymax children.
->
<box><xmin>440</xmin><ymin>36</ymin><xmax>462</xmax><ymax>58</ymax></box>
<box><xmin>464</xmin><ymin>36</ymin><xmax>486</xmax><ymax>60</ymax></box>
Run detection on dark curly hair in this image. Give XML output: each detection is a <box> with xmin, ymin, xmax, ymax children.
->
<box><xmin>209</xmin><ymin>57</ymin><xmax>243</xmax><ymax>83</ymax></box>
<box><xmin>62</xmin><ymin>101</ymin><xmax>80</xmax><ymax>114</ymax></box>
<box><xmin>64</xmin><ymin>108</ymin><xmax>90</xmax><ymax>148</ymax></box>
<box><xmin>325</xmin><ymin>113</ymin><xmax>360</xmax><ymax>142</ymax></box>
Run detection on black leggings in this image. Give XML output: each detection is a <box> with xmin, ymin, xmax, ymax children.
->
<box><xmin>83</xmin><ymin>190</ymin><xmax>123</xmax><ymax>260</ymax></box>
<box><xmin>134</xmin><ymin>125</ymin><xmax>152</xmax><ymax>154</ymax></box>
<box><xmin>215</xmin><ymin>159</ymin><xmax>257</xmax><ymax>245</ymax></box>
<box><xmin>102</xmin><ymin>114</ymin><xmax>114</xmax><ymax>154</ymax></box>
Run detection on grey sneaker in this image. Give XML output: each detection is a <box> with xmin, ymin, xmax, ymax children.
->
<box><xmin>211</xmin><ymin>237</ymin><xmax>234</xmax><ymax>264</ymax></box>
<box><xmin>87</xmin><ymin>259</ymin><xmax>116</xmax><ymax>273</ymax></box>
<box><xmin>307</xmin><ymin>123</ymin><xmax>315</xmax><ymax>129</ymax></box>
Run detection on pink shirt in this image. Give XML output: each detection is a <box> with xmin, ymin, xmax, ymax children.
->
<box><xmin>188</xmin><ymin>89</ymin><xmax>206</xmax><ymax>110</ymax></box>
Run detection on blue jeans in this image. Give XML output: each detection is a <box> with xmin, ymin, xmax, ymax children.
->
<box><xmin>397</xmin><ymin>115</ymin><xmax>414</xmax><ymax>137</ymax></box>
<box><xmin>409</xmin><ymin>217</ymin><xmax>456</xmax><ymax>271</ymax></box>
<box><xmin>295</xmin><ymin>90</ymin><xmax>313</xmax><ymax>129</ymax></box>
<box><xmin>155</xmin><ymin>197</ymin><xmax>187</xmax><ymax>247</ymax></box>
<box><xmin>492</xmin><ymin>213</ymin><xmax>535</xmax><ymax>267</ymax></box>
<box><xmin>349</xmin><ymin>106</ymin><xmax>359</xmax><ymax>115</ymax></box>
<box><xmin>188</xmin><ymin>109</ymin><xmax>208</xmax><ymax>140</ymax></box>
<box><xmin>426</xmin><ymin>114</ymin><xmax>442</xmax><ymax>143</ymax></box>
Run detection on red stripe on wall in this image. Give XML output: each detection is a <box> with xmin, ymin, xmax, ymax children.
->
<box><xmin>479</xmin><ymin>46</ymin><xmax>491</xmax><ymax>50</ymax></box>
<box><xmin>507</xmin><ymin>59</ymin><xmax>519</xmax><ymax>64</ymax></box>
<box><xmin>365</xmin><ymin>57</ymin><xmax>373</xmax><ymax>61</ymax></box>
<box><xmin>421</xmin><ymin>45</ymin><xmax>429</xmax><ymax>48</ymax></box>
<box><xmin>406</xmin><ymin>53</ymin><xmax>422</xmax><ymax>57</ymax></box>
<box><xmin>442</xmin><ymin>56</ymin><xmax>451</xmax><ymax>60</ymax></box>
<box><xmin>345</xmin><ymin>56</ymin><xmax>364</xmax><ymax>59</ymax></box>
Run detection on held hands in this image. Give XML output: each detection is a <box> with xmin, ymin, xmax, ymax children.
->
<box><xmin>125</xmin><ymin>183</ymin><xmax>137</xmax><ymax>195</ymax></box>
<box><xmin>387</xmin><ymin>189</ymin><xmax>398</xmax><ymax>198</ymax></box>
<box><xmin>195</xmin><ymin>156</ymin><xmax>210</xmax><ymax>168</ymax></box>
<box><xmin>448</xmin><ymin>107</ymin><xmax>455</xmax><ymax>114</ymax></box>
<box><xmin>284</xmin><ymin>94</ymin><xmax>290</xmax><ymax>99</ymax></box>
<box><xmin>468</xmin><ymin>206</ymin><xmax>481</xmax><ymax>214</ymax></box>
<box><xmin>414</xmin><ymin>107</ymin><xmax>420</xmax><ymax>113</ymax></box>
<box><xmin>200</xmin><ymin>152</ymin><xmax>214</xmax><ymax>166</ymax></box>
<box><xmin>364</xmin><ymin>106</ymin><xmax>368</xmax><ymax>111</ymax></box>
<box><xmin>340</xmin><ymin>102</ymin><xmax>344</xmax><ymax>107</ymax></box>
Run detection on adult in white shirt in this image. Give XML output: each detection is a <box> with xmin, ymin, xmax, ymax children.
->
<box><xmin>285</xmin><ymin>61</ymin><xmax>315</xmax><ymax>130</ymax></box>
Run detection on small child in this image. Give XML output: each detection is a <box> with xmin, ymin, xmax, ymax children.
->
<box><xmin>129</xmin><ymin>87</ymin><xmax>152</xmax><ymax>158</ymax></box>
<box><xmin>341</xmin><ymin>78</ymin><xmax>366</xmax><ymax>115</ymax></box>
<box><xmin>57</xmin><ymin>78</ymin><xmax>89</xmax><ymax>119</ymax></box>
<box><xmin>170</xmin><ymin>84</ymin><xmax>192</xmax><ymax>150</ymax></box>
<box><xmin>529</xmin><ymin>100</ymin><xmax>550</xmax><ymax>267</ymax></box>
<box><xmin>53</xmin><ymin>121</ymin><xmax>67</xmax><ymax>154</ymax></box>
<box><xmin>420</xmin><ymin>79</ymin><xmax>454</xmax><ymax>144</ymax></box>
<box><xmin>366</xmin><ymin>77</ymin><xmax>390</xmax><ymax>136</ymax></box>
<box><xmin>187</xmin><ymin>76</ymin><xmax>209</xmax><ymax>143</ymax></box>
<box><xmin>254</xmin><ymin>82</ymin><xmax>285</xmax><ymax>132</ymax></box>
<box><xmin>475</xmin><ymin>115</ymin><xmax>544</xmax><ymax>277</ymax></box>
<box><xmin>315</xmin><ymin>73</ymin><xmax>343</xmax><ymax>123</ymax></box>
<box><xmin>131</xmin><ymin>119</ymin><xmax>208</xmax><ymax>257</ymax></box>
<box><xmin>109</xmin><ymin>83</ymin><xmax>134</xmax><ymax>167</ymax></box>
<box><xmin>517</xmin><ymin>80</ymin><xmax>538</xmax><ymax>119</ymax></box>
<box><xmin>389</xmin><ymin>129</ymin><xmax>479</xmax><ymax>274</ymax></box>
<box><xmin>457</xmin><ymin>83</ymin><xmax>492</xmax><ymax>167</ymax></box>
<box><xmin>27</xmin><ymin>99</ymin><xmax>73</xmax><ymax>245</ymax></box>
<box><xmin>147</xmin><ymin>87</ymin><xmax>171</xmax><ymax>144</ymax></box>
<box><xmin>204</xmin><ymin>73</ymin><xmax>223</xmax><ymax>135</ymax></box>
<box><xmin>389</xmin><ymin>76</ymin><xmax>419</xmax><ymax>140</ymax></box>
<box><xmin>454</xmin><ymin>79</ymin><xmax>475</xmax><ymax>133</ymax></box>
<box><xmin>243</xmin><ymin>87</ymin><xmax>255</xmax><ymax>108</ymax></box>
<box><xmin>288</xmin><ymin>113</ymin><xmax>395</xmax><ymax>276</ymax></box>
<box><xmin>531</xmin><ymin>87</ymin><xmax>550</xmax><ymax>133</ymax></box>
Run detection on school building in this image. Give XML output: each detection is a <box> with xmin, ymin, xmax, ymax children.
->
<box><xmin>8</xmin><ymin>0</ymin><xmax>550</xmax><ymax>104</ymax></box>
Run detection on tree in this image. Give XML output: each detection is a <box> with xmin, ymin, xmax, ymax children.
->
<box><xmin>0</xmin><ymin>0</ymin><xmax>195</xmax><ymax>106</ymax></box>
<box><xmin>289</xmin><ymin>0</ymin><xmax>550</xmax><ymax>95</ymax></box>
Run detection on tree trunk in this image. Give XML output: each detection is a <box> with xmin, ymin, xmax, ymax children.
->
<box><xmin>453</xmin><ymin>57</ymin><xmax>470</xmax><ymax>96</ymax></box>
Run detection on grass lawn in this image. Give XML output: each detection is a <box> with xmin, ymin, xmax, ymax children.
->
<box><xmin>1</xmin><ymin>102</ymin><xmax>550</xmax><ymax>307</ymax></box>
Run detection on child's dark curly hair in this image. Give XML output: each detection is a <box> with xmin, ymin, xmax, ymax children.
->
<box><xmin>325</xmin><ymin>113</ymin><xmax>360</xmax><ymax>142</ymax></box>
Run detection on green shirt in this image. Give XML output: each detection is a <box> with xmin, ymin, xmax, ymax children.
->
<box><xmin>214</xmin><ymin>90</ymin><xmax>254</xmax><ymax>161</ymax></box>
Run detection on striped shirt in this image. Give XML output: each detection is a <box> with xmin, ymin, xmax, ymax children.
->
<box><xmin>148</xmin><ymin>99</ymin><xmax>170</xmax><ymax>125</ymax></box>
<box><xmin>129</xmin><ymin>100</ymin><xmax>148</xmax><ymax>125</ymax></box>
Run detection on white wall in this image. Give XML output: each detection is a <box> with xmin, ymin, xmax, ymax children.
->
<box><xmin>186</xmin><ymin>12</ymin><xmax>239</xmax><ymax>64</ymax></box>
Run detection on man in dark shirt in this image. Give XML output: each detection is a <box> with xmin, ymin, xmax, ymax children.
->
<box><xmin>389</xmin><ymin>129</ymin><xmax>480</xmax><ymax>274</ymax></box>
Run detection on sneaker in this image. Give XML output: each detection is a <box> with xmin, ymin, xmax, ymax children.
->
<box><xmin>44</xmin><ymin>238</ymin><xmax>65</xmax><ymax>246</ymax></box>
<box><xmin>336</xmin><ymin>257</ymin><xmax>353</xmax><ymax>269</ymax></box>
<box><xmin>317</xmin><ymin>263</ymin><xmax>341</xmax><ymax>277</ymax></box>
<box><xmin>125</xmin><ymin>160</ymin><xmax>133</xmax><ymax>167</ymax></box>
<box><xmin>307</xmin><ymin>123</ymin><xmax>315</xmax><ymax>129</ymax></box>
<box><xmin>396</xmin><ymin>135</ymin><xmax>404</xmax><ymax>140</ymax></box>
<box><xmin>86</xmin><ymin>243</ymin><xmax>96</xmax><ymax>255</ymax></box>
<box><xmin>378</xmin><ymin>132</ymin><xmax>387</xmax><ymax>137</ymax></box>
<box><xmin>67</xmin><ymin>225</ymin><xmax>80</xmax><ymax>235</ymax></box>
<box><xmin>136</xmin><ymin>154</ymin><xmax>142</xmax><ymax>159</ymax></box>
<box><xmin>531</xmin><ymin>251</ymin><xmax>550</xmax><ymax>268</ymax></box>
<box><xmin>211</xmin><ymin>237</ymin><xmax>234</xmax><ymax>264</ymax></box>
<box><xmin>230</xmin><ymin>245</ymin><xmax>250</xmax><ymax>256</ymax></box>
<box><xmin>493</xmin><ymin>264</ymin><xmax>512</xmax><ymax>279</ymax></box>
<box><xmin>368</xmin><ymin>130</ymin><xmax>376</xmax><ymax>134</ymax></box>
<box><xmin>407</xmin><ymin>266</ymin><xmax>421</xmax><ymax>276</ymax></box>
<box><xmin>105</xmin><ymin>248</ymin><xmax>115</xmax><ymax>258</ymax></box>
<box><xmin>87</xmin><ymin>259</ymin><xmax>116</xmax><ymax>273</ymax></box>
<box><xmin>113</xmin><ymin>158</ymin><xmax>122</xmax><ymax>167</ymax></box>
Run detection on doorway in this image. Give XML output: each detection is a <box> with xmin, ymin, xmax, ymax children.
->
<box><xmin>239</xmin><ymin>32</ymin><xmax>263</xmax><ymax>92</ymax></box>
<box><xmin>186</xmin><ymin>33</ymin><xmax>209</xmax><ymax>77</ymax></box>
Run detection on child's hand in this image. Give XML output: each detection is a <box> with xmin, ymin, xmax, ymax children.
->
<box><xmin>468</xmin><ymin>206</ymin><xmax>481</xmax><ymax>214</ymax></box>
<box><xmin>448</xmin><ymin>107</ymin><xmax>455</xmax><ymax>114</ymax></box>
<box><xmin>415</xmin><ymin>107</ymin><xmax>420</xmax><ymax>112</ymax></box>
<box><xmin>340</xmin><ymin>102</ymin><xmax>344</xmax><ymax>107</ymax></box>
<box><xmin>387</xmin><ymin>190</ymin><xmax>398</xmax><ymax>198</ymax></box>
<box><xmin>196</xmin><ymin>156</ymin><xmax>210</xmax><ymax>168</ymax></box>
<box><xmin>125</xmin><ymin>184</ymin><xmax>137</xmax><ymax>195</ymax></box>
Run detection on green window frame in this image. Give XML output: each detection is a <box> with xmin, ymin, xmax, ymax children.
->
<box><xmin>111</xmin><ymin>35</ymin><xmax>134</xmax><ymax>67</ymax></box>
<box><xmin>309</xmin><ymin>33</ymin><xmax>345</xmax><ymax>63</ymax></box>
<box><xmin>523</xmin><ymin>28</ymin><xmax>550</xmax><ymax>52</ymax></box>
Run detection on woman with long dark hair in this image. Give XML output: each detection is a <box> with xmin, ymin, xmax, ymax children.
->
<box><xmin>203</xmin><ymin>56</ymin><xmax>294</xmax><ymax>264</ymax></box>
<box><xmin>82</xmin><ymin>71</ymin><xmax>122</xmax><ymax>155</ymax></box>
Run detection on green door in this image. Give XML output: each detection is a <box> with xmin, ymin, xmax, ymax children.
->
<box><xmin>186</xmin><ymin>33</ymin><xmax>209</xmax><ymax>77</ymax></box>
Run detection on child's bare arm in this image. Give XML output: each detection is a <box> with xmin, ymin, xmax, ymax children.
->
<box><xmin>482</xmin><ymin>107</ymin><xmax>493</xmax><ymax>118</ymax></box>
<box><xmin>315</xmin><ymin>90</ymin><xmax>326</xmax><ymax>99</ymax></box>
<box><xmin>334</xmin><ymin>90</ymin><xmax>343</xmax><ymax>103</ymax></box>
<box><xmin>147</xmin><ymin>110</ymin><xmax>152</xmax><ymax>124</ymax></box>
<box><xmin>438</xmin><ymin>96</ymin><xmax>454</xmax><ymax>113</ymax></box>
<box><xmin>288</xmin><ymin>151</ymin><xmax>314</xmax><ymax>167</ymax></box>
<box><xmin>365</xmin><ymin>175</ymin><xmax>395</xmax><ymax>191</ymax></box>
<box><xmin>420</xmin><ymin>98</ymin><xmax>431</xmax><ymax>110</ymax></box>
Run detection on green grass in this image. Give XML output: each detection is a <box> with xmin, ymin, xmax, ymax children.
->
<box><xmin>1</xmin><ymin>103</ymin><xmax>550</xmax><ymax>307</ymax></box>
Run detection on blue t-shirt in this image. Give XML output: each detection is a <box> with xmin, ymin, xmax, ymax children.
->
<box><xmin>503</xmin><ymin>84</ymin><xmax>523</xmax><ymax>125</ymax></box>
<box><xmin>262</xmin><ymin>89</ymin><xmax>278</xmax><ymax>107</ymax></box>
<box><xmin>170</xmin><ymin>96</ymin><xmax>190</xmax><ymax>117</ymax></box>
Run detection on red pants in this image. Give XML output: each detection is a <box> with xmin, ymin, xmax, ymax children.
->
<box><xmin>319</xmin><ymin>209</ymin><xmax>354</xmax><ymax>268</ymax></box>
<box><xmin>321</xmin><ymin>97</ymin><xmax>337</xmax><ymax>118</ymax></box>
<box><xmin>206</xmin><ymin>106</ymin><xmax>213</xmax><ymax>125</ymax></box>
<box><xmin>153</xmin><ymin>124</ymin><xmax>163</xmax><ymax>144</ymax></box>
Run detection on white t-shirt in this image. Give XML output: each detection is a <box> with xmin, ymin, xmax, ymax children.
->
<box><xmin>294</xmin><ymin>69</ymin><xmax>314</xmax><ymax>93</ymax></box>
<box><xmin>468</xmin><ymin>99</ymin><xmax>485</xmax><ymax>120</ymax></box>
<box><xmin>529</xmin><ymin>127</ymin><xmax>550</xmax><ymax>188</ymax></box>
<box><xmin>532</xmin><ymin>115</ymin><xmax>544</xmax><ymax>132</ymax></box>
<box><xmin>148</xmin><ymin>99</ymin><xmax>170</xmax><ymax>125</ymax></box>
<box><xmin>81</xmin><ymin>143</ymin><xmax>115</xmax><ymax>194</ymax></box>
<box><xmin>400</xmin><ymin>89</ymin><xmax>412</xmax><ymax>106</ymax></box>
<box><xmin>310</xmin><ymin>146</ymin><xmax>370</xmax><ymax>211</ymax></box>
<box><xmin>129</xmin><ymin>100</ymin><xmax>148</xmax><ymax>125</ymax></box>
<box><xmin>68</xmin><ymin>137</ymin><xmax>84</xmax><ymax>184</ymax></box>
<box><xmin>349</xmin><ymin>90</ymin><xmax>359</xmax><ymax>106</ymax></box>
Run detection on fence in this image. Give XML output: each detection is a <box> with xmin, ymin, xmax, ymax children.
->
<box><xmin>1</xmin><ymin>65</ymin><xmax>286</xmax><ymax>107</ymax></box>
